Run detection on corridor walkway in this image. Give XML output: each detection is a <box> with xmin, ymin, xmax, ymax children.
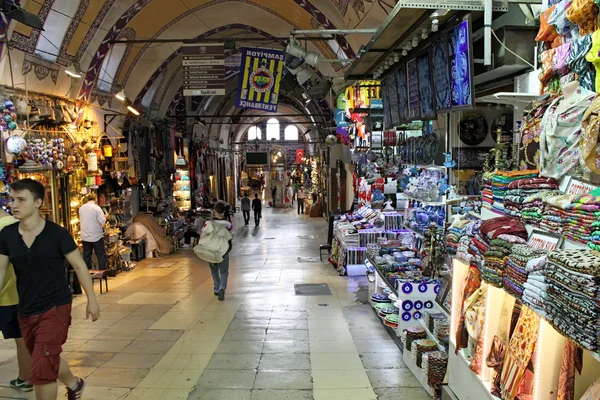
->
<box><xmin>0</xmin><ymin>207</ymin><xmax>430</xmax><ymax>400</ymax></box>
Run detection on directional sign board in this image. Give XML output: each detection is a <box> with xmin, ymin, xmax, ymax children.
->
<box><xmin>182</xmin><ymin>43</ymin><xmax>225</xmax><ymax>96</ymax></box>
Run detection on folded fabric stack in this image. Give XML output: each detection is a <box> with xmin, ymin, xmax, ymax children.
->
<box><xmin>482</xmin><ymin>172</ymin><xmax>494</xmax><ymax>210</ymax></box>
<box><xmin>490</xmin><ymin>170</ymin><xmax>538</xmax><ymax>215</ymax></box>
<box><xmin>503</xmin><ymin>178</ymin><xmax>559</xmax><ymax>218</ymax></box>
<box><xmin>542</xmin><ymin>194</ymin><xmax>577</xmax><ymax>233</ymax></box>
<box><xmin>546</xmin><ymin>249</ymin><xmax>600</xmax><ymax>351</ymax></box>
<box><xmin>445</xmin><ymin>219</ymin><xmax>473</xmax><ymax>255</ymax></box>
<box><xmin>456</xmin><ymin>220</ymin><xmax>482</xmax><ymax>265</ymax></box>
<box><xmin>503</xmin><ymin>245</ymin><xmax>548</xmax><ymax>300</ymax></box>
<box><xmin>521</xmin><ymin>190</ymin><xmax>561</xmax><ymax>228</ymax></box>
<box><xmin>479</xmin><ymin>217</ymin><xmax>528</xmax><ymax>287</ymax></box>
<box><xmin>563</xmin><ymin>195</ymin><xmax>600</xmax><ymax>245</ymax></box>
<box><xmin>522</xmin><ymin>256</ymin><xmax>548</xmax><ymax>318</ymax></box>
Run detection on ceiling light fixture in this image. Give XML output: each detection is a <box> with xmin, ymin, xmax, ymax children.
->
<box><xmin>115</xmin><ymin>90</ymin><xmax>126</xmax><ymax>102</ymax></box>
<box><xmin>65</xmin><ymin>65</ymin><xmax>81</xmax><ymax>79</ymax></box>
<box><xmin>127</xmin><ymin>106</ymin><xmax>140</xmax><ymax>116</ymax></box>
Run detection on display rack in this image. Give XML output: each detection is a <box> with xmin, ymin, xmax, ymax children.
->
<box><xmin>174</xmin><ymin>168</ymin><xmax>191</xmax><ymax>211</ymax></box>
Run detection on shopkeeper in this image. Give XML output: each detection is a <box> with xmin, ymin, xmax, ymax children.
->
<box><xmin>79</xmin><ymin>193</ymin><xmax>107</xmax><ymax>270</ymax></box>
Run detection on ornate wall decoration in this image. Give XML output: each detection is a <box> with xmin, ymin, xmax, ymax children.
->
<box><xmin>22</xmin><ymin>53</ymin><xmax>59</xmax><ymax>84</ymax></box>
<box><xmin>352</xmin><ymin>0</ymin><xmax>365</xmax><ymax>15</ymax></box>
<box><xmin>74</xmin><ymin>0</ymin><xmax>117</xmax><ymax>62</ymax></box>
<box><xmin>10</xmin><ymin>0</ymin><xmax>53</xmax><ymax>54</ymax></box>
<box><xmin>108</xmin><ymin>27</ymin><xmax>136</xmax><ymax>92</ymax></box>
<box><xmin>333</xmin><ymin>0</ymin><xmax>351</xmax><ymax>16</ymax></box>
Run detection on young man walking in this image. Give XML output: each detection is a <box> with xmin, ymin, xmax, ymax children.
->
<box><xmin>271</xmin><ymin>186</ymin><xmax>277</xmax><ymax>208</ymax></box>
<box><xmin>0</xmin><ymin>179</ymin><xmax>100</xmax><ymax>400</ymax></box>
<box><xmin>207</xmin><ymin>202</ymin><xmax>232</xmax><ymax>301</ymax></box>
<box><xmin>241</xmin><ymin>192</ymin><xmax>251</xmax><ymax>226</ymax></box>
<box><xmin>78</xmin><ymin>193</ymin><xmax>106</xmax><ymax>270</ymax></box>
<box><xmin>297</xmin><ymin>186</ymin><xmax>306</xmax><ymax>215</ymax></box>
<box><xmin>0</xmin><ymin>207</ymin><xmax>32</xmax><ymax>392</ymax></box>
<box><xmin>252</xmin><ymin>194</ymin><xmax>262</xmax><ymax>227</ymax></box>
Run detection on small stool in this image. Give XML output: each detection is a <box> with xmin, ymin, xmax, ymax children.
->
<box><xmin>90</xmin><ymin>270</ymin><xmax>109</xmax><ymax>294</ymax></box>
<box><xmin>319</xmin><ymin>244</ymin><xmax>331</xmax><ymax>261</ymax></box>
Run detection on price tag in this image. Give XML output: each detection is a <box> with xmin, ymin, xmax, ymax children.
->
<box><xmin>565</xmin><ymin>177</ymin><xmax>597</xmax><ymax>195</ymax></box>
<box><xmin>528</xmin><ymin>229</ymin><xmax>561</xmax><ymax>251</ymax></box>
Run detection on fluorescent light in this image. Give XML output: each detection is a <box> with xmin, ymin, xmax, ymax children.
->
<box><xmin>115</xmin><ymin>90</ymin><xmax>126</xmax><ymax>101</ymax></box>
<box><xmin>127</xmin><ymin>106</ymin><xmax>140</xmax><ymax>115</ymax></box>
<box><xmin>65</xmin><ymin>65</ymin><xmax>81</xmax><ymax>78</ymax></box>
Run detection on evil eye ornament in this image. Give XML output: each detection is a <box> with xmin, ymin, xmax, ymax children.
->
<box><xmin>418</xmin><ymin>283</ymin><xmax>428</xmax><ymax>293</ymax></box>
<box><xmin>402</xmin><ymin>312</ymin><xmax>412</xmax><ymax>321</ymax></box>
<box><xmin>434</xmin><ymin>284</ymin><xmax>441</xmax><ymax>294</ymax></box>
<box><xmin>402</xmin><ymin>283</ymin><xmax>413</xmax><ymax>294</ymax></box>
<box><xmin>402</xmin><ymin>300</ymin><xmax>413</xmax><ymax>311</ymax></box>
<box><xmin>413</xmin><ymin>311</ymin><xmax>422</xmax><ymax>319</ymax></box>
<box><xmin>424</xmin><ymin>301</ymin><xmax>433</xmax><ymax>309</ymax></box>
<box><xmin>414</xmin><ymin>301</ymin><xmax>423</xmax><ymax>310</ymax></box>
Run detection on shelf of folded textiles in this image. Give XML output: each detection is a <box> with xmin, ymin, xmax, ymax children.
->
<box><xmin>417</xmin><ymin>318</ymin><xmax>446</xmax><ymax>352</ymax></box>
<box><xmin>405</xmin><ymin>196</ymin><xmax>446</xmax><ymax>206</ymax></box>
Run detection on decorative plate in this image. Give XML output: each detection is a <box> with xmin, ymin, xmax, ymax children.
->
<box><xmin>459</xmin><ymin>113</ymin><xmax>488</xmax><ymax>146</ymax></box>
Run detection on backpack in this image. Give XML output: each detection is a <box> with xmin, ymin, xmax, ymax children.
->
<box><xmin>193</xmin><ymin>220</ymin><xmax>233</xmax><ymax>264</ymax></box>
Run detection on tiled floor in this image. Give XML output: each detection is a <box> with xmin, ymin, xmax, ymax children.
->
<box><xmin>0</xmin><ymin>206</ymin><xmax>430</xmax><ymax>399</ymax></box>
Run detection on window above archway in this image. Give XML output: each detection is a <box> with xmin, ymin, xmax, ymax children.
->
<box><xmin>34</xmin><ymin>0</ymin><xmax>81</xmax><ymax>62</ymax></box>
<box><xmin>267</xmin><ymin>118</ymin><xmax>280</xmax><ymax>141</ymax></box>
<box><xmin>248</xmin><ymin>126</ymin><xmax>261</xmax><ymax>140</ymax></box>
<box><xmin>284</xmin><ymin>125</ymin><xmax>299</xmax><ymax>141</ymax></box>
<box><xmin>97</xmin><ymin>43</ymin><xmax>127</xmax><ymax>92</ymax></box>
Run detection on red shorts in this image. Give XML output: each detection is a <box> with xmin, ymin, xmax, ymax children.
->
<box><xmin>18</xmin><ymin>304</ymin><xmax>72</xmax><ymax>385</ymax></box>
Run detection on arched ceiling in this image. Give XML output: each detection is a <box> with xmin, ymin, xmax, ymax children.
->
<box><xmin>7</xmin><ymin>0</ymin><xmax>389</xmax><ymax>134</ymax></box>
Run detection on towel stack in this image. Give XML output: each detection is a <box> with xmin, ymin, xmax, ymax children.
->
<box><xmin>563</xmin><ymin>195</ymin><xmax>600</xmax><ymax>244</ymax></box>
<box><xmin>522</xmin><ymin>256</ymin><xmax>548</xmax><ymax>318</ymax></box>
<box><xmin>546</xmin><ymin>249</ymin><xmax>600</xmax><ymax>351</ymax></box>
<box><xmin>482</xmin><ymin>172</ymin><xmax>494</xmax><ymax>210</ymax></box>
<box><xmin>445</xmin><ymin>219</ymin><xmax>473</xmax><ymax>255</ymax></box>
<box><xmin>503</xmin><ymin>245</ymin><xmax>548</xmax><ymax>300</ymax></box>
<box><xmin>503</xmin><ymin>178</ymin><xmax>558</xmax><ymax>219</ymax></box>
<box><xmin>490</xmin><ymin>171</ymin><xmax>538</xmax><ymax>215</ymax></box>
<box><xmin>521</xmin><ymin>190</ymin><xmax>561</xmax><ymax>227</ymax></box>
<box><xmin>541</xmin><ymin>194</ymin><xmax>577</xmax><ymax>233</ymax></box>
<box><xmin>456</xmin><ymin>220</ymin><xmax>482</xmax><ymax>266</ymax></box>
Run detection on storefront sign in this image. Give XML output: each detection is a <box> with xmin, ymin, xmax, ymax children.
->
<box><xmin>528</xmin><ymin>229</ymin><xmax>561</xmax><ymax>251</ymax></box>
<box><xmin>235</xmin><ymin>47</ymin><xmax>285</xmax><ymax>113</ymax></box>
<box><xmin>396</xmin><ymin>63</ymin><xmax>409</xmax><ymax>122</ymax></box>
<box><xmin>448</xmin><ymin>18</ymin><xmax>473</xmax><ymax>108</ymax></box>
<box><xmin>416</xmin><ymin>52</ymin><xmax>435</xmax><ymax>120</ymax></box>
<box><xmin>182</xmin><ymin>43</ymin><xmax>225</xmax><ymax>96</ymax></box>
<box><xmin>406</xmin><ymin>58</ymin><xmax>420</xmax><ymax>121</ymax></box>
<box><xmin>565</xmin><ymin>177</ymin><xmax>597</xmax><ymax>195</ymax></box>
<box><xmin>432</xmin><ymin>34</ymin><xmax>451</xmax><ymax>111</ymax></box>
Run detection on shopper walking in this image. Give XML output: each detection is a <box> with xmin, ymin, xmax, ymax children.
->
<box><xmin>207</xmin><ymin>202</ymin><xmax>232</xmax><ymax>301</ymax></box>
<box><xmin>241</xmin><ymin>192</ymin><xmax>251</xmax><ymax>226</ymax></box>
<box><xmin>0</xmin><ymin>179</ymin><xmax>100</xmax><ymax>400</ymax></box>
<box><xmin>0</xmin><ymin>208</ymin><xmax>32</xmax><ymax>393</ymax></box>
<box><xmin>252</xmin><ymin>194</ymin><xmax>262</xmax><ymax>227</ymax></box>
<box><xmin>286</xmin><ymin>184</ymin><xmax>294</xmax><ymax>207</ymax></box>
<box><xmin>271</xmin><ymin>186</ymin><xmax>277</xmax><ymax>207</ymax></box>
<box><xmin>78</xmin><ymin>193</ymin><xmax>106</xmax><ymax>270</ymax></box>
<box><xmin>297</xmin><ymin>186</ymin><xmax>306</xmax><ymax>215</ymax></box>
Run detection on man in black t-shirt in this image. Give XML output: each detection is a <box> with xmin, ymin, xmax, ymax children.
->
<box><xmin>0</xmin><ymin>179</ymin><xmax>100</xmax><ymax>400</ymax></box>
<box><xmin>252</xmin><ymin>194</ymin><xmax>262</xmax><ymax>227</ymax></box>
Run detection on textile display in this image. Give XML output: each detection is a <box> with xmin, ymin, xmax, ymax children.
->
<box><xmin>500</xmin><ymin>306</ymin><xmax>541</xmax><ymax>400</ymax></box>
<box><xmin>557</xmin><ymin>340</ymin><xmax>583</xmax><ymax>400</ymax></box>
<box><xmin>580</xmin><ymin>378</ymin><xmax>600</xmax><ymax>400</ymax></box>
<box><xmin>455</xmin><ymin>265</ymin><xmax>482</xmax><ymax>352</ymax></box>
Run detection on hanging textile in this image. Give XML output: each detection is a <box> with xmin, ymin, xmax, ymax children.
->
<box><xmin>557</xmin><ymin>340</ymin><xmax>584</xmax><ymax>400</ymax></box>
<box><xmin>455</xmin><ymin>265</ymin><xmax>482</xmax><ymax>352</ymax></box>
<box><xmin>500</xmin><ymin>307</ymin><xmax>541</xmax><ymax>400</ymax></box>
<box><xmin>487</xmin><ymin>294</ymin><xmax>517</xmax><ymax>396</ymax></box>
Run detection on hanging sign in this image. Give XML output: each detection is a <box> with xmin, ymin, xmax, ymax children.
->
<box><xmin>431</xmin><ymin>34</ymin><xmax>451</xmax><ymax>111</ymax></box>
<box><xmin>235</xmin><ymin>47</ymin><xmax>285</xmax><ymax>113</ymax></box>
<box><xmin>182</xmin><ymin>43</ymin><xmax>225</xmax><ymax>96</ymax></box>
<box><xmin>448</xmin><ymin>17</ymin><xmax>474</xmax><ymax>108</ymax></box>
<box><xmin>406</xmin><ymin>58</ymin><xmax>420</xmax><ymax>121</ymax></box>
<box><xmin>565</xmin><ymin>177</ymin><xmax>597</xmax><ymax>195</ymax></box>
<box><xmin>295</xmin><ymin>150</ymin><xmax>305</xmax><ymax>164</ymax></box>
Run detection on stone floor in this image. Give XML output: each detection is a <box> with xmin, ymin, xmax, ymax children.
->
<box><xmin>0</xmin><ymin>206</ymin><xmax>430</xmax><ymax>400</ymax></box>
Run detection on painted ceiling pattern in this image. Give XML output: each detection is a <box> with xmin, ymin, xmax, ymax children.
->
<box><xmin>4</xmin><ymin>0</ymin><xmax>389</xmax><ymax>113</ymax></box>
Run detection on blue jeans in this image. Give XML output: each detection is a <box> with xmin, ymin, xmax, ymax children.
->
<box><xmin>210</xmin><ymin>254</ymin><xmax>229</xmax><ymax>292</ymax></box>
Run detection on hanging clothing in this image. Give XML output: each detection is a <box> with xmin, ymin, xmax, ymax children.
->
<box><xmin>567</xmin><ymin>34</ymin><xmax>595</xmax><ymax>91</ymax></box>
<box><xmin>539</xmin><ymin>86</ymin><xmax>595</xmax><ymax>179</ymax></box>
<box><xmin>500</xmin><ymin>307</ymin><xmax>541</xmax><ymax>400</ymax></box>
<box><xmin>557</xmin><ymin>340</ymin><xmax>583</xmax><ymax>400</ymax></box>
<box><xmin>585</xmin><ymin>30</ymin><xmax>600</xmax><ymax>91</ymax></box>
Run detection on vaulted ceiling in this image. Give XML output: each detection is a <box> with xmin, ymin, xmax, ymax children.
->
<box><xmin>5</xmin><ymin>0</ymin><xmax>390</xmax><ymax>126</ymax></box>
